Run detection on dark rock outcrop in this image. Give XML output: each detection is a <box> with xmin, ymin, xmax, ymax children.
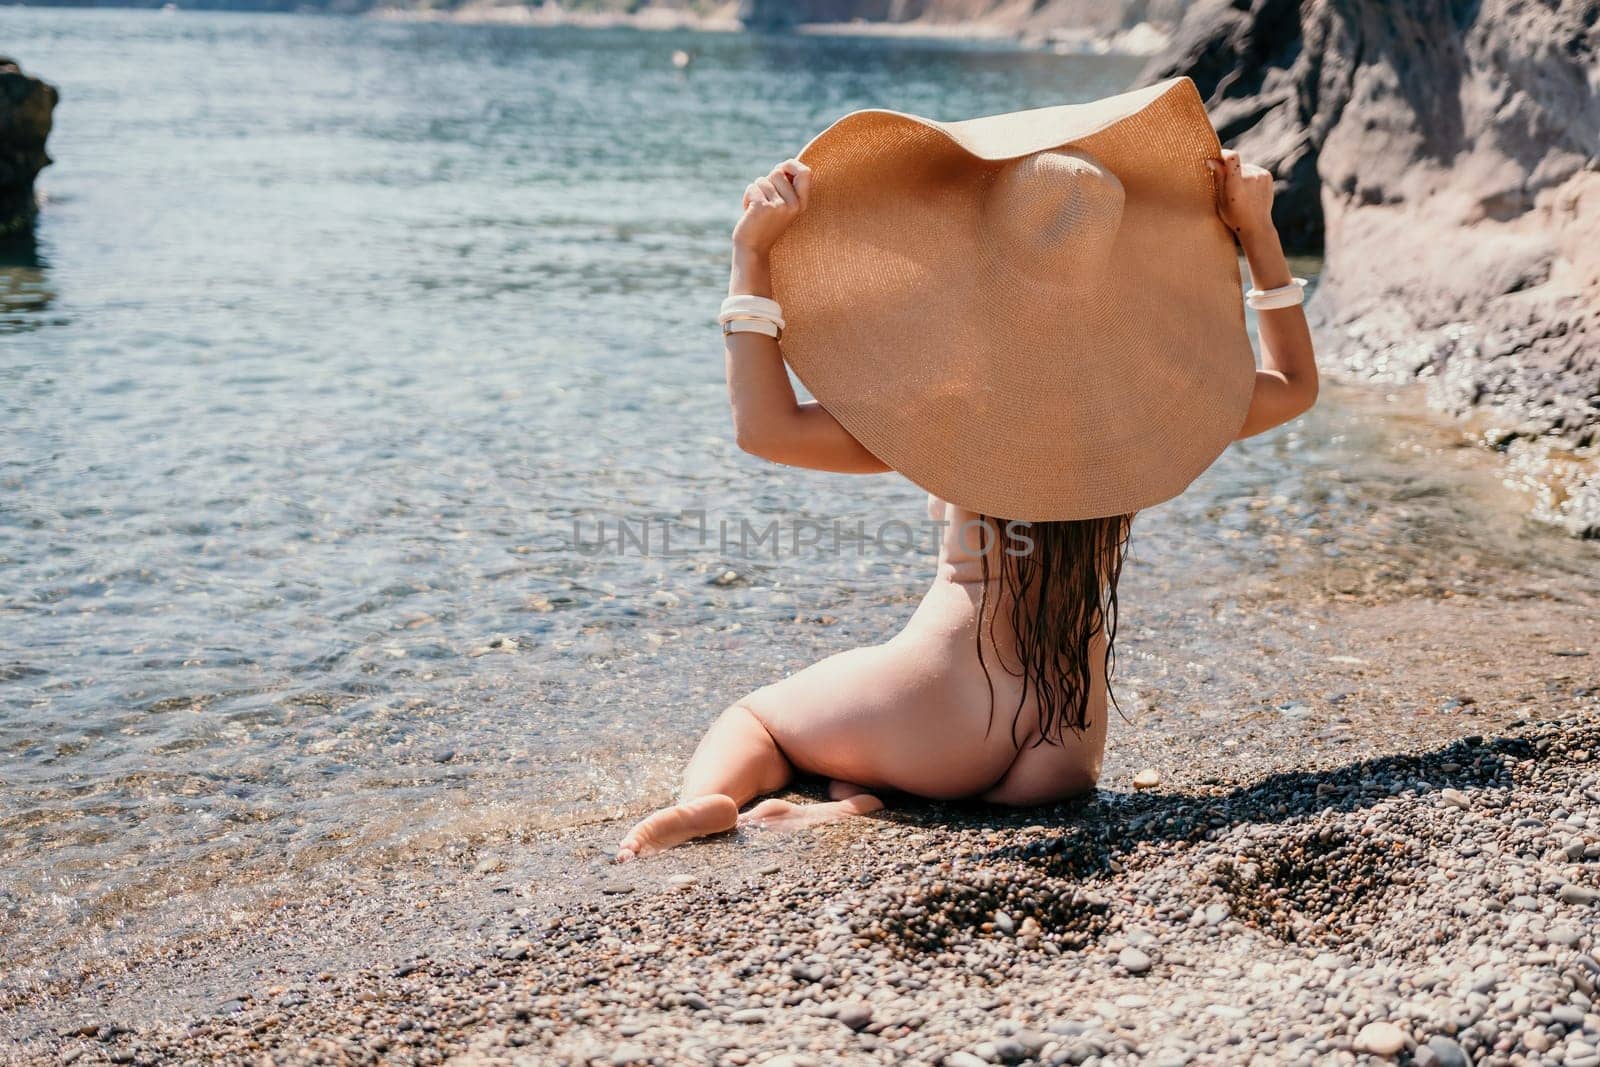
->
<box><xmin>0</xmin><ymin>58</ymin><xmax>58</xmax><ymax>241</ymax></box>
<box><xmin>1145</xmin><ymin>0</ymin><xmax>1600</xmax><ymax>535</ymax></box>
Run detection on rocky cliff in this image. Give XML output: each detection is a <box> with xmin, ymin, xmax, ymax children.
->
<box><xmin>1145</xmin><ymin>0</ymin><xmax>1600</xmax><ymax>536</ymax></box>
<box><xmin>0</xmin><ymin>58</ymin><xmax>58</xmax><ymax>242</ymax></box>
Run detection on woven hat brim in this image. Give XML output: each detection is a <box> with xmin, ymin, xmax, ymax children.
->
<box><xmin>769</xmin><ymin>77</ymin><xmax>1255</xmax><ymax>522</ymax></box>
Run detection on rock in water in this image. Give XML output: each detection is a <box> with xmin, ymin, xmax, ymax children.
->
<box><xmin>1144</xmin><ymin>0</ymin><xmax>1600</xmax><ymax>537</ymax></box>
<box><xmin>0</xmin><ymin>58</ymin><xmax>57</xmax><ymax>240</ymax></box>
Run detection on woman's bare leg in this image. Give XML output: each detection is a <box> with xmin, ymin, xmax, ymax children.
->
<box><xmin>737</xmin><ymin>783</ymin><xmax>883</xmax><ymax>832</ymax></box>
<box><xmin>615</xmin><ymin>704</ymin><xmax>792</xmax><ymax>861</ymax></box>
<box><xmin>827</xmin><ymin>779</ymin><xmax>873</xmax><ymax>800</ymax></box>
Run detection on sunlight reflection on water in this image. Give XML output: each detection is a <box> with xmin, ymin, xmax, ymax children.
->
<box><xmin>1</xmin><ymin>10</ymin><xmax>1593</xmax><ymax>965</ymax></box>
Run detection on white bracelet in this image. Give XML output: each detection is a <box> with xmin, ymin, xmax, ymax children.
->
<box><xmin>1246</xmin><ymin>277</ymin><xmax>1308</xmax><ymax>311</ymax></box>
<box><xmin>719</xmin><ymin>294</ymin><xmax>785</xmax><ymax>330</ymax></box>
<box><xmin>722</xmin><ymin>318</ymin><xmax>781</xmax><ymax>339</ymax></box>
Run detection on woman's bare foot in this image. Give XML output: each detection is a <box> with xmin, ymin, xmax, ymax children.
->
<box><xmin>616</xmin><ymin>793</ymin><xmax>738</xmax><ymax>862</ymax></box>
<box><xmin>736</xmin><ymin>792</ymin><xmax>883</xmax><ymax>833</ymax></box>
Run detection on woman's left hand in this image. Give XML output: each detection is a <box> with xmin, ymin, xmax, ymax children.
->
<box><xmin>1205</xmin><ymin>148</ymin><xmax>1275</xmax><ymax>239</ymax></box>
<box><xmin>732</xmin><ymin>159</ymin><xmax>811</xmax><ymax>257</ymax></box>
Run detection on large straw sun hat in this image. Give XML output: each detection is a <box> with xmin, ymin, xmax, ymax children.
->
<box><xmin>768</xmin><ymin>76</ymin><xmax>1256</xmax><ymax>522</ymax></box>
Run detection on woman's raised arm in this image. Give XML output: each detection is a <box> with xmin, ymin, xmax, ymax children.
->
<box><xmin>1208</xmin><ymin>150</ymin><xmax>1320</xmax><ymax>440</ymax></box>
<box><xmin>722</xmin><ymin>160</ymin><xmax>890</xmax><ymax>475</ymax></box>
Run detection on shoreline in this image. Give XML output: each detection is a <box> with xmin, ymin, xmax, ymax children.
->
<box><xmin>10</xmin><ymin>709</ymin><xmax>1600</xmax><ymax>1064</ymax></box>
<box><xmin>1315</xmin><ymin>328</ymin><xmax>1600</xmax><ymax>542</ymax></box>
<box><xmin>6</xmin><ymin>527</ymin><xmax>1598</xmax><ymax>1062</ymax></box>
<box><xmin>369</xmin><ymin>4</ymin><xmax>1175</xmax><ymax>55</ymax></box>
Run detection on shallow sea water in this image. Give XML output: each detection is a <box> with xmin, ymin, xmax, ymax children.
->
<box><xmin>1</xmin><ymin>10</ymin><xmax>1596</xmax><ymax>973</ymax></box>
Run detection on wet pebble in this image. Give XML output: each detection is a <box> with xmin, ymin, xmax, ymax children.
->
<box><xmin>609</xmin><ymin>1043</ymin><xmax>648</xmax><ymax>1066</ymax></box>
<box><xmin>943</xmin><ymin>1054</ymin><xmax>990</xmax><ymax>1067</ymax></box>
<box><xmin>1551</xmin><ymin>1004</ymin><xmax>1585</xmax><ymax>1026</ymax></box>
<box><xmin>1548</xmin><ymin>925</ymin><xmax>1584</xmax><ymax>947</ymax></box>
<box><xmin>1559</xmin><ymin>883</ymin><xmax>1598</xmax><ymax>905</ymax></box>
<box><xmin>1354</xmin><ymin>1021</ymin><xmax>1409</xmax><ymax>1057</ymax></box>
<box><xmin>972</xmin><ymin>1036</ymin><xmax>1027</xmax><ymax>1063</ymax></box>
<box><xmin>1417</xmin><ymin>1036</ymin><xmax>1469</xmax><ymax>1067</ymax></box>
<box><xmin>1117</xmin><ymin>947</ymin><xmax>1151</xmax><ymax>975</ymax></box>
<box><xmin>833</xmin><ymin>1001</ymin><xmax>873</xmax><ymax>1031</ymax></box>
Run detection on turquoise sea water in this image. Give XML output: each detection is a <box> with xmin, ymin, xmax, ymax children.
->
<box><xmin>1</xmin><ymin>9</ymin><xmax>1592</xmax><ymax>973</ymax></box>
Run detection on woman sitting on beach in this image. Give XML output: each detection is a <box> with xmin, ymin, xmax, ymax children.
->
<box><xmin>618</xmin><ymin>80</ymin><xmax>1319</xmax><ymax>861</ymax></box>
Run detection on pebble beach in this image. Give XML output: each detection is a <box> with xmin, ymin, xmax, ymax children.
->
<box><xmin>12</xmin><ymin>719</ymin><xmax>1600</xmax><ymax>1066</ymax></box>
<box><xmin>8</xmin><ymin>557</ymin><xmax>1599</xmax><ymax>1065</ymax></box>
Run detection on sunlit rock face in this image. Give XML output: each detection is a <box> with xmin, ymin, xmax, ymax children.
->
<box><xmin>1147</xmin><ymin>0</ymin><xmax>1600</xmax><ymax>535</ymax></box>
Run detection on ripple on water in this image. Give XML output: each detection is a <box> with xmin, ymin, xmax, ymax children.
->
<box><xmin>2</xmin><ymin>11</ymin><xmax>1598</xmax><ymax>975</ymax></box>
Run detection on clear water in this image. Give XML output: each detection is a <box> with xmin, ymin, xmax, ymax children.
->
<box><xmin>1</xmin><ymin>9</ymin><xmax>1594</xmax><ymax>971</ymax></box>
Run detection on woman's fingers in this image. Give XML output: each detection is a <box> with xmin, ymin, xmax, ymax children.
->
<box><xmin>1207</xmin><ymin>153</ymin><xmax>1242</xmax><ymax>231</ymax></box>
<box><xmin>792</xmin><ymin>168</ymin><xmax>812</xmax><ymax>208</ymax></box>
<box><xmin>730</xmin><ymin>159</ymin><xmax>812</xmax><ymax>255</ymax></box>
<box><xmin>742</xmin><ymin>160</ymin><xmax>811</xmax><ymax>213</ymax></box>
<box><xmin>744</xmin><ymin>178</ymin><xmax>779</xmax><ymax>210</ymax></box>
<box><xmin>1208</xmin><ymin>151</ymin><xmax>1249</xmax><ymax>196</ymax></box>
<box><xmin>776</xmin><ymin>158</ymin><xmax>812</xmax><ymax>208</ymax></box>
<box><xmin>1203</xmin><ymin>149</ymin><xmax>1276</xmax><ymax>236</ymax></box>
<box><xmin>769</xmin><ymin>169</ymin><xmax>800</xmax><ymax>208</ymax></box>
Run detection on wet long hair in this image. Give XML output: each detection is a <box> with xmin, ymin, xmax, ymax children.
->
<box><xmin>975</xmin><ymin>513</ymin><xmax>1133</xmax><ymax>748</ymax></box>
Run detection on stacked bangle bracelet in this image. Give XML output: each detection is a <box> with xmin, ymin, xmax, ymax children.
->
<box><xmin>719</xmin><ymin>295</ymin><xmax>785</xmax><ymax>340</ymax></box>
<box><xmin>1246</xmin><ymin>277</ymin><xmax>1308</xmax><ymax>311</ymax></box>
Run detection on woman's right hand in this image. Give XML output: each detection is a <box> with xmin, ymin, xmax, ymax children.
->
<box><xmin>731</xmin><ymin>159</ymin><xmax>811</xmax><ymax>257</ymax></box>
<box><xmin>1205</xmin><ymin>148</ymin><xmax>1275</xmax><ymax>239</ymax></box>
